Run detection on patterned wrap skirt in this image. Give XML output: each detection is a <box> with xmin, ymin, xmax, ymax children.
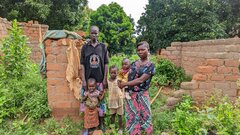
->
<box><xmin>125</xmin><ymin>90</ymin><xmax>153</xmax><ymax>135</ymax></box>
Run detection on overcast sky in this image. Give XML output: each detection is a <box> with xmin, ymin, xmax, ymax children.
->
<box><xmin>88</xmin><ymin>0</ymin><xmax>148</xmax><ymax>24</ymax></box>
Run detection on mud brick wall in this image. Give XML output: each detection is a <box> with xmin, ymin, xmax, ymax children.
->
<box><xmin>0</xmin><ymin>18</ymin><xmax>11</xmax><ymax>39</ymax></box>
<box><xmin>45</xmin><ymin>39</ymin><xmax>83</xmax><ymax>120</ymax></box>
<box><xmin>0</xmin><ymin>17</ymin><xmax>48</xmax><ymax>63</ymax></box>
<box><xmin>161</xmin><ymin>38</ymin><xmax>240</xmax><ymax>76</ymax></box>
<box><xmin>180</xmin><ymin>58</ymin><xmax>239</xmax><ymax>103</ymax></box>
<box><xmin>161</xmin><ymin>38</ymin><xmax>240</xmax><ymax>102</ymax></box>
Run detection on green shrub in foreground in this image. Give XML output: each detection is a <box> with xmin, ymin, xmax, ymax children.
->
<box><xmin>0</xmin><ymin>19</ymin><xmax>50</xmax><ymax>123</ymax></box>
<box><xmin>0</xmin><ymin>64</ymin><xmax>51</xmax><ymax>123</ymax></box>
<box><xmin>201</xmin><ymin>97</ymin><xmax>240</xmax><ymax>134</ymax></box>
<box><xmin>171</xmin><ymin>95</ymin><xmax>240</xmax><ymax>135</ymax></box>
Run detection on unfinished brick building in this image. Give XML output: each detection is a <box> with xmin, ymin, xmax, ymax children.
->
<box><xmin>161</xmin><ymin>38</ymin><xmax>240</xmax><ymax>105</ymax></box>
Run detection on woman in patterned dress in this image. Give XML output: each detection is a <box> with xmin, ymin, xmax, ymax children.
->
<box><xmin>118</xmin><ymin>41</ymin><xmax>155</xmax><ymax>135</ymax></box>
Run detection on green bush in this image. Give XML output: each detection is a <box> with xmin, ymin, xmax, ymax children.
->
<box><xmin>201</xmin><ymin>97</ymin><xmax>240</xmax><ymax>134</ymax></box>
<box><xmin>0</xmin><ymin>19</ymin><xmax>50</xmax><ymax>123</ymax></box>
<box><xmin>44</xmin><ymin>117</ymin><xmax>83</xmax><ymax>135</ymax></box>
<box><xmin>0</xmin><ymin>64</ymin><xmax>50</xmax><ymax>122</ymax></box>
<box><xmin>21</xmin><ymin>64</ymin><xmax>51</xmax><ymax>120</ymax></box>
<box><xmin>153</xmin><ymin>58</ymin><xmax>190</xmax><ymax>89</ymax></box>
<box><xmin>170</xmin><ymin>95</ymin><xmax>240</xmax><ymax>135</ymax></box>
<box><xmin>172</xmin><ymin>95</ymin><xmax>205</xmax><ymax>135</ymax></box>
<box><xmin>6</xmin><ymin>120</ymin><xmax>43</xmax><ymax>135</ymax></box>
<box><xmin>152</xmin><ymin>111</ymin><xmax>173</xmax><ymax>134</ymax></box>
<box><xmin>0</xmin><ymin>117</ymin><xmax>83</xmax><ymax>135</ymax></box>
<box><xmin>0</xmin><ymin>88</ymin><xmax>16</xmax><ymax>123</ymax></box>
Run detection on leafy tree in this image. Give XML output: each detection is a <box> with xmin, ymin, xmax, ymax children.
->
<box><xmin>219</xmin><ymin>0</ymin><xmax>240</xmax><ymax>36</ymax></box>
<box><xmin>137</xmin><ymin>0</ymin><xmax>228</xmax><ymax>50</ymax></box>
<box><xmin>0</xmin><ymin>0</ymin><xmax>88</xmax><ymax>30</ymax></box>
<box><xmin>74</xmin><ymin>6</ymin><xmax>93</xmax><ymax>32</ymax></box>
<box><xmin>211</xmin><ymin>0</ymin><xmax>240</xmax><ymax>36</ymax></box>
<box><xmin>45</xmin><ymin>0</ymin><xmax>88</xmax><ymax>30</ymax></box>
<box><xmin>90</xmin><ymin>2</ymin><xmax>135</xmax><ymax>55</ymax></box>
<box><xmin>0</xmin><ymin>0</ymin><xmax>52</xmax><ymax>23</ymax></box>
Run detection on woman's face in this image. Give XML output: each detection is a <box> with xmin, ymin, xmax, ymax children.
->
<box><xmin>137</xmin><ymin>44</ymin><xmax>149</xmax><ymax>59</ymax></box>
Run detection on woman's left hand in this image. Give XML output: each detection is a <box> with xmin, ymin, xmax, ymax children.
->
<box><xmin>118</xmin><ymin>81</ymin><xmax>126</xmax><ymax>89</ymax></box>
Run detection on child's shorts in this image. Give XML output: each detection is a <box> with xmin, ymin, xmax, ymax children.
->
<box><xmin>97</xmin><ymin>108</ymin><xmax>104</xmax><ymax>117</ymax></box>
<box><xmin>109</xmin><ymin>106</ymin><xmax>124</xmax><ymax>115</ymax></box>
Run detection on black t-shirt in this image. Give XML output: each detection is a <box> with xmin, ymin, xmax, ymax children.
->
<box><xmin>80</xmin><ymin>41</ymin><xmax>109</xmax><ymax>83</ymax></box>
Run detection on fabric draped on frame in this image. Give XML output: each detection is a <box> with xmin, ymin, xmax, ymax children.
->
<box><xmin>66</xmin><ymin>40</ymin><xmax>82</xmax><ymax>100</ymax></box>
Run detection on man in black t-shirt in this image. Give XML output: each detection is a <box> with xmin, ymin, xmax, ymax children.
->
<box><xmin>80</xmin><ymin>26</ymin><xmax>109</xmax><ymax>132</ymax></box>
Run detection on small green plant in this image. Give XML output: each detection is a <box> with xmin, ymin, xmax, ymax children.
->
<box><xmin>1</xmin><ymin>19</ymin><xmax>30</xmax><ymax>80</ymax></box>
<box><xmin>202</xmin><ymin>97</ymin><xmax>240</xmax><ymax>134</ymax></box>
<box><xmin>172</xmin><ymin>95</ymin><xmax>205</xmax><ymax>135</ymax></box>
<box><xmin>0</xmin><ymin>119</ymin><xmax>47</xmax><ymax>135</ymax></box>
<box><xmin>152</xmin><ymin>111</ymin><xmax>173</xmax><ymax>133</ymax></box>
<box><xmin>44</xmin><ymin>117</ymin><xmax>82</xmax><ymax>135</ymax></box>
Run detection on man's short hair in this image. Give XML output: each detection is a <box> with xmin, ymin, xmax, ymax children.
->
<box><xmin>90</xmin><ymin>26</ymin><xmax>99</xmax><ymax>32</ymax></box>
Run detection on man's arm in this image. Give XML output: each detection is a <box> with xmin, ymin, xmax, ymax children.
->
<box><xmin>103</xmin><ymin>64</ymin><xmax>108</xmax><ymax>89</ymax></box>
<box><xmin>103</xmin><ymin>46</ymin><xmax>109</xmax><ymax>89</ymax></box>
<box><xmin>80</xmin><ymin>45</ymin><xmax>86</xmax><ymax>90</ymax></box>
<box><xmin>81</xmin><ymin>64</ymin><xmax>87</xmax><ymax>90</ymax></box>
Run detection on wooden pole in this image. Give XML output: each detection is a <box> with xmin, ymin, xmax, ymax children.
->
<box><xmin>150</xmin><ymin>86</ymin><xmax>163</xmax><ymax>105</ymax></box>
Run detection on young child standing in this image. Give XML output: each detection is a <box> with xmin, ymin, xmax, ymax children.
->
<box><xmin>118</xmin><ymin>58</ymin><xmax>131</xmax><ymax>99</ymax></box>
<box><xmin>108</xmin><ymin>65</ymin><xmax>124</xmax><ymax>134</ymax></box>
<box><xmin>82</xmin><ymin>78</ymin><xmax>100</xmax><ymax>135</ymax></box>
